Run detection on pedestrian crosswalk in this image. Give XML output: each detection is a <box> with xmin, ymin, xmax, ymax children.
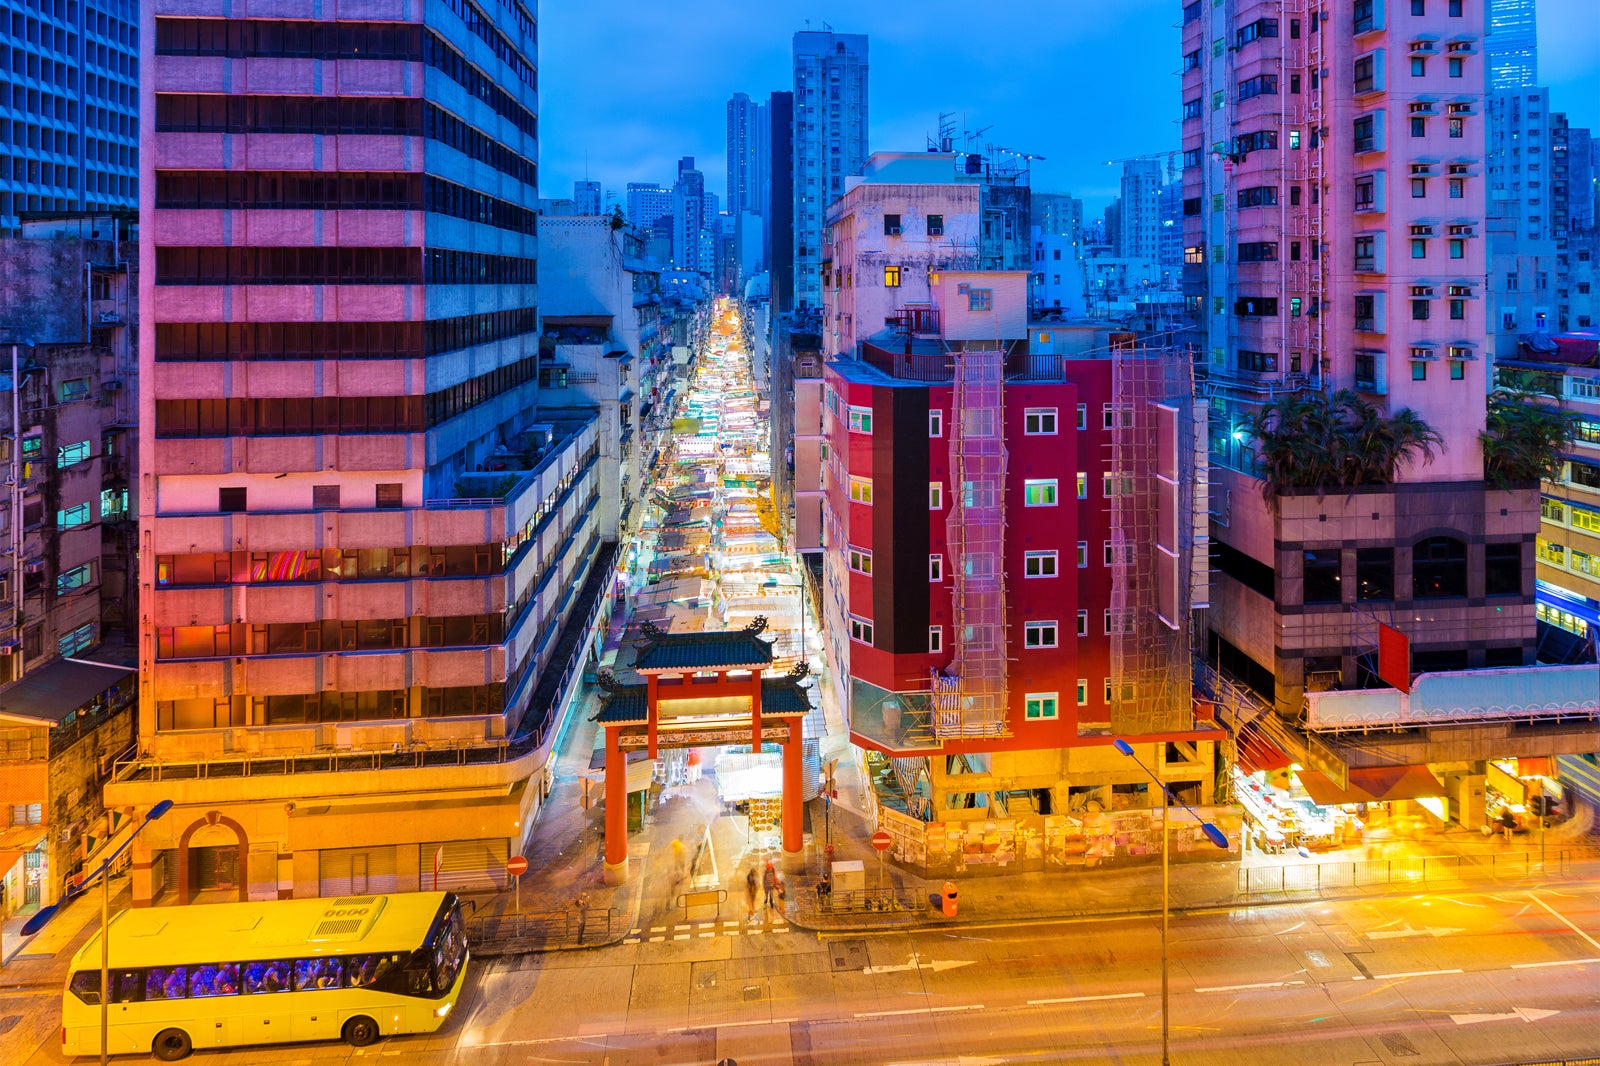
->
<box><xmin>624</xmin><ymin>915</ymin><xmax>791</xmax><ymax>944</ymax></box>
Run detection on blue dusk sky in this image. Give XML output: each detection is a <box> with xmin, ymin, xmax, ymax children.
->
<box><xmin>538</xmin><ymin>0</ymin><xmax>1599</xmax><ymax>216</ymax></box>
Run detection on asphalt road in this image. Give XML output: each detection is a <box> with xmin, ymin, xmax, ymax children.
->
<box><xmin>7</xmin><ymin>885</ymin><xmax>1599</xmax><ymax>1066</ymax></box>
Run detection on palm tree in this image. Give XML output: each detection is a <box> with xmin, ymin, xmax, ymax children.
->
<box><xmin>1245</xmin><ymin>390</ymin><xmax>1445</xmax><ymax>501</ymax></box>
<box><xmin>1481</xmin><ymin>388</ymin><xmax>1575</xmax><ymax>487</ymax></box>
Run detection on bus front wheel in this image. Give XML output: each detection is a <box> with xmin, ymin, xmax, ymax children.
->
<box><xmin>151</xmin><ymin>1028</ymin><xmax>192</xmax><ymax>1061</ymax></box>
<box><xmin>343</xmin><ymin>1016</ymin><xmax>381</xmax><ymax>1047</ymax></box>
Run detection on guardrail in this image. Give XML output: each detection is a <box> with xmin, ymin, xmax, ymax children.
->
<box><xmin>677</xmin><ymin>888</ymin><xmax>726</xmax><ymax>918</ymax></box>
<box><xmin>467</xmin><ymin>906</ymin><xmax>620</xmax><ymax>950</ymax></box>
<box><xmin>796</xmin><ymin>885</ymin><xmax>917</xmax><ymax>917</ymax></box>
<box><xmin>1237</xmin><ymin>848</ymin><xmax>1587</xmax><ymax>897</ymax></box>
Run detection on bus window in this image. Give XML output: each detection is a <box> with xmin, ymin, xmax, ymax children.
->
<box><xmin>113</xmin><ymin>971</ymin><xmax>144</xmax><ymax>1003</ymax></box>
<box><xmin>69</xmin><ymin>972</ymin><xmax>101</xmax><ymax>1004</ymax></box>
<box><xmin>294</xmin><ymin>958</ymin><xmax>344</xmax><ymax>991</ymax></box>
<box><xmin>242</xmin><ymin>960</ymin><xmax>291</xmax><ymax>994</ymax></box>
<box><xmin>403</xmin><ymin>965</ymin><xmax>433</xmax><ymax>995</ymax></box>
<box><xmin>189</xmin><ymin>963</ymin><xmax>240</xmax><ymax>998</ymax></box>
<box><xmin>345</xmin><ymin>954</ymin><xmax>396</xmax><ymax>988</ymax></box>
<box><xmin>145</xmin><ymin>967</ymin><xmax>189</xmax><ymax>1001</ymax></box>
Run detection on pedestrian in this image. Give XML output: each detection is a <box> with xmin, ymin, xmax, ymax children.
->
<box><xmin>762</xmin><ymin>861</ymin><xmax>778</xmax><ymax>911</ymax></box>
<box><xmin>670</xmin><ymin>837</ymin><xmax>688</xmax><ymax>882</ymax></box>
<box><xmin>744</xmin><ymin>866</ymin><xmax>759</xmax><ymax>919</ymax></box>
<box><xmin>686</xmin><ymin>748</ymin><xmax>703</xmax><ymax>784</ymax></box>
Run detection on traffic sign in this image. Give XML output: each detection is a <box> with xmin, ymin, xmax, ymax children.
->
<box><xmin>506</xmin><ymin>855</ymin><xmax>529</xmax><ymax>876</ymax></box>
<box><xmin>871</xmin><ymin>830</ymin><xmax>892</xmax><ymax>852</ymax></box>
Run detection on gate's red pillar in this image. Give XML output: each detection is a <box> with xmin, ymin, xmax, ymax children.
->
<box><xmin>603</xmin><ymin>725</ymin><xmax>629</xmax><ymax>885</ymax></box>
<box><xmin>781</xmin><ymin>720</ymin><xmax>803</xmax><ymax>869</ymax></box>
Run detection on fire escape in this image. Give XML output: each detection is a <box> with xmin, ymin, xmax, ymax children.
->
<box><xmin>932</xmin><ymin>342</ymin><xmax>1011</xmax><ymax>740</ymax></box>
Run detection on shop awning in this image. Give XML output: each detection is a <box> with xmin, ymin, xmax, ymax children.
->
<box><xmin>0</xmin><ymin>657</ymin><xmax>133</xmax><ymax>725</ymax></box>
<box><xmin>1297</xmin><ymin>764</ymin><xmax>1446</xmax><ymax>806</ymax></box>
<box><xmin>1236</xmin><ymin>722</ymin><xmax>1292</xmax><ymax>774</ymax></box>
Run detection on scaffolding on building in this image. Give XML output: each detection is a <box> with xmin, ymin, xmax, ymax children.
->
<box><xmin>932</xmin><ymin>341</ymin><xmax>1011</xmax><ymax>739</ymax></box>
<box><xmin>1108</xmin><ymin>343</ymin><xmax>1197</xmax><ymax>737</ymax></box>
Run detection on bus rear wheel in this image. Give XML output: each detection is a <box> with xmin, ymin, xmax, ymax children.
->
<box><xmin>152</xmin><ymin>1028</ymin><xmax>192</xmax><ymax>1061</ymax></box>
<box><xmin>343</xmin><ymin>1016</ymin><xmax>381</xmax><ymax>1047</ymax></box>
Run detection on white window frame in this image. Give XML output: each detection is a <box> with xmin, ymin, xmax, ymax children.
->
<box><xmin>1077</xmin><ymin>541</ymin><xmax>1089</xmax><ymax>568</ymax></box>
<box><xmin>1077</xmin><ymin>610</ymin><xmax>1089</xmax><ymax>636</ymax></box>
<box><xmin>1076</xmin><ymin>403</ymin><xmax>1088</xmax><ymax>430</ymax></box>
<box><xmin>929</xmin><ymin>554</ymin><xmax>944</xmax><ymax>582</ymax></box>
<box><xmin>1076</xmin><ymin>679</ymin><xmax>1089</xmax><ymax>705</ymax></box>
<box><xmin>849</xmin><ymin>616</ymin><xmax>874</xmax><ymax>645</ymax></box>
<box><xmin>848</xmin><ymin>406</ymin><xmax>873</xmax><ymax>434</ymax></box>
<box><xmin>849</xmin><ymin>477</ymin><xmax>873</xmax><ymax>504</ymax></box>
<box><xmin>1024</xmin><ymin>693</ymin><xmax>1060</xmax><ymax>720</ymax></box>
<box><xmin>1023</xmin><ymin>479</ymin><xmax>1059</xmax><ymax>507</ymax></box>
<box><xmin>848</xmin><ymin>547</ymin><xmax>872</xmax><ymax>575</ymax></box>
<box><xmin>929</xmin><ymin>482</ymin><xmax>943</xmax><ymax>509</ymax></box>
<box><xmin>1024</xmin><ymin>620</ymin><xmax>1059</xmax><ymax>648</ymax></box>
<box><xmin>929</xmin><ymin>409</ymin><xmax>943</xmax><ymax>437</ymax></box>
<box><xmin>928</xmin><ymin>625</ymin><xmax>944</xmax><ymax>653</ymax></box>
<box><xmin>1023</xmin><ymin>407</ymin><xmax>1059</xmax><ymax>435</ymax></box>
<box><xmin>1024</xmin><ymin>550</ymin><xmax>1059</xmax><ymax>577</ymax></box>
<box><xmin>1076</xmin><ymin>472</ymin><xmax>1089</xmax><ymax>499</ymax></box>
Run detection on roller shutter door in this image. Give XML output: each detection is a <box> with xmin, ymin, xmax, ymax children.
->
<box><xmin>420</xmin><ymin>839</ymin><xmax>508</xmax><ymax>892</ymax></box>
<box><xmin>319</xmin><ymin>846</ymin><xmax>398</xmax><ymax>897</ymax></box>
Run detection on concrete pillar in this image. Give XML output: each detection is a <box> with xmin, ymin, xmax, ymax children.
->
<box><xmin>781</xmin><ymin>719</ymin><xmax>803</xmax><ymax>869</ymax></box>
<box><xmin>603</xmin><ymin>725</ymin><xmax>629</xmax><ymax>885</ymax></box>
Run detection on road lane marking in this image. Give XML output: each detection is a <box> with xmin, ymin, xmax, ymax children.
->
<box><xmin>1531</xmin><ymin>893</ymin><xmax>1600</xmax><ymax>953</ymax></box>
<box><xmin>623</xmin><ymin>938</ymin><xmax>640</xmax><ymax>945</ymax></box>
<box><xmin>649</xmin><ymin>936</ymin><xmax>665</xmax><ymax>943</ymax></box>
<box><xmin>855</xmin><ymin>1004</ymin><xmax>986</xmax><ymax>1018</ymax></box>
<box><xmin>1370</xmin><ymin>968</ymin><xmax>1464</xmax><ymax>979</ymax></box>
<box><xmin>674</xmin><ymin>934</ymin><xmax>689</xmax><ymax>941</ymax></box>
<box><xmin>665</xmin><ymin>1017</ymin><xmax>799</xmax><ymax>1034</ymax></box>
<box><xmin>1195</xmin><ymin>980</ymin><xmax>1306</xmax><ymax>992</ymax></box>
<box><xmin>1511</xmin><ymin>957</ymin><xmax>1600</xmax><ymax>969</ymax></box>
<box><xmin>1028</xmin><ymin>992</ymin><xmax>1145</xmax><ymax>1005</ymax></box>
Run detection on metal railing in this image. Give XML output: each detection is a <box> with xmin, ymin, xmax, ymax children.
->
<box><xmin>467</xmin><ymin>906</ymin><xmax>620</xmax><ymax>949</ymax></box>
<box><xmin>795</xmin><ymin>884</ymin><xmax>918</xmax><ymax>917</ymax></box>
<box><xmin>1237</xmin><ymin>848</ymin><xmax>1586</xmax><ymax>897</ymax></box>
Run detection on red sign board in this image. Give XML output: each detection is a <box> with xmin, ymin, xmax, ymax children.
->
<box><xmin>871</xmin><ymin>830</ymin><xmax>892</xmax><ymax>852</ymax></box>
<box><xmin>505</xmin><ymin>856</ymin><xmax>529</xmax><ymax>876</ymax></box>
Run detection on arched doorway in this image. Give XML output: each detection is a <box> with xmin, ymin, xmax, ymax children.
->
<box><xmin>175</xmin><ymin>812</ymin><xmax>249</xmax><ymax>904</ymax></box>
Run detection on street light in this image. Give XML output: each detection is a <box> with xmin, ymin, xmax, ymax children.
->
<box><xmin>23</xmin><ymin>798</ymin><xmax>174</xmax><ymax>1066</ymax></box>
<box><xmin>1112</xmin><ymin>738</ymin><xmax>1227</xmax><ymax>1066</ymax></box>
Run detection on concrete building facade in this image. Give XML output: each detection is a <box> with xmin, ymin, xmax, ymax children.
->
<box><xmin>792</xmin><ymin>29</ymin><xmax>868</xmax><ymax>312</ymax></box>
<box><xmin>113</xmin><ymin>0</ymin><xmax>619</xmax><ymax>906</ymax></box>
<box><xmin>0</xmin><ymin>0</ymin><xmax>139</xmax><ymax>232</ymax></box>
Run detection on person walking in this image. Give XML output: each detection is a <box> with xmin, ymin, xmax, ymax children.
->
<box><xmin>761</xmin><ymin>861</ymin><xmax>779</xmax><ymax>912</ymax></box>
<box><xmin>744</xmin><ymin>866</ymin><xmax>759</xmax><ymax>920</ymax></box>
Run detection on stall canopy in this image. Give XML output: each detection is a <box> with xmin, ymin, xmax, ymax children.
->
<box><xmin>1297</xmin><ymin>764</ymin><xmax>1446</xmax><ymax>806</ymax></box>
<box><xmin>0</xmin><ymin>657</ymin><xmax>133</xmax><ymax>725</ymax></box>
<box><xmin>1235</xmin><ymin>722</ymin><xmax>1292</xmax><ymax>774</ymax></box>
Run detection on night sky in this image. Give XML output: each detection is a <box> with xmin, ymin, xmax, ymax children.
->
<box><xmin>538</xmin><ymin>0</ymin><xmax>1599</xmax><ymax>216</ymax></box>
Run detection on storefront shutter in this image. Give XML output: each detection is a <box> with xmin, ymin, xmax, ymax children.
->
<box><xmin>420</xmin><ymin>839</ymin><xmax>508</xmax><ymax>892</ymax></box>
<box><xmin>318</xmin><ymin>846</ymin><xmax>399</xmax><ymax>897</ymax></box>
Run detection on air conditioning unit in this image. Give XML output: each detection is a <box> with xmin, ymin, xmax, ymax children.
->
<box><xmin>102</xmin><ymin>379</ymin><xmax>123</xmax><ymax>391</ymax></box>
<box><xmin>885</xmin><ymin>226</ymin><xmax>902</xmax><ymax>236</ymax></box>
<box><xmin>97</xmin><ymin>311</ymin><xmax>120</xmax><ymax>324</ymax></box>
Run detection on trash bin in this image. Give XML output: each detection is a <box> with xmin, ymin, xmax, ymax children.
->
<box><xmin>940</xmin><ymin>881</ymin><xmax>958</xmax><ymax>918</ymax></box>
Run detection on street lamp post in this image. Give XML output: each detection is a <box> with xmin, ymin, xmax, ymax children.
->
<box><xmin>1112</xmin><ymin>738</ymin><xmax>1228</xmax><ymax>1066</ymax></box>
<box><xmin>22</xmin><ymin>799</ymin><xmax>174</xmax><ymax>1066</ymax></box>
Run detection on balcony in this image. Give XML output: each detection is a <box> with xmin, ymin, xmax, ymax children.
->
<box><xmin>887</xmin><ymin>306</ymin><xmax>941</xmax><ymax>337</ymax></box>
<box><xmin>859</xmin><ymin>346</ymin><xmax>1097</xmax><ymax>384</ymax></box>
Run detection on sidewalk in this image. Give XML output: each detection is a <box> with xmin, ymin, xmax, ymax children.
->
<box><xmin>782</xmin><ymin>794</ymin><xmax>1600</xmax><ymax>933</ymax></box>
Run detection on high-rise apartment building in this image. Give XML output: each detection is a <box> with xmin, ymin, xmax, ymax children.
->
<box><xmin>0</xmin><ymin>0</ymin><xmax>139</xmax><ymax>232</ymax></box>
<box><xmin>791</xmin><ymin>29</ymin><xmax>868</xmax><ymax>311</ymax></box>
<box><xmin>767</xmin><ymin>91</ymin><xmax>795</xmax><ymax>311</ymax></box>
<box><xmin>1486</xmin><ymin>0</ymin><xmax>1537</xmax><ymax>90</ymax></box>
<box><xmin>626</xmin><ymin>182</ymin><xmax>673</xmax><ymax>230</ymax></box>
<box><xmin>726</xmin><ymin>92</ymin><xmax>766</xmax><ymax>219</ymax></box>
<box><xmin>573</xmin><ymin>180</ymin><xmax>602</xmax><ymax>216</ymax></box>
<box><xmin>1182</xmin><ymin>0</ymin><xmax>1586</xmax><ymax>818</ymax></box>
<box><xmin>115</xmin><ymin>0</ymin><xmax>617</xmax><ymax>905</ymax></box>
<box><xmin>672</xmin><ymin>156</ymin><xmax>706</xmax><ymax>273</ymax></box>
<box><xmin>1117</xmin><ymin>158</ymin><xmax>1163</xmax><ymax>261</ymax></box>
<box><xmin>1487</xmin><ymin>87</ymin><xmax>1560</xmax><ymax>350</ymax></box>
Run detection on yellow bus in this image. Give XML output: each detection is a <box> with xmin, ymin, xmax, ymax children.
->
<box><xmin>61</xmin><ymin>892</ymin><xmax>468</xmax><ymax>1061</ymax></box>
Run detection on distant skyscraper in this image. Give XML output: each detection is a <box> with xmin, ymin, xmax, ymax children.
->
<box><xmin>1117</xmin><ymin>159</ymin><xmax>1163</xmax><ymax>260</ymax></box>
<box><xmin>768</xmin><ymin>90</ymin><xmax>795</xmax><ymax>311</ymax></box>
<box><xmin>1487</xmin><ymin>0</ymin><xmax>1538</xmax><ymax>89</ymax></box>
<box><xmin>574</xmin><ymin>180</ymin><xmax>602</xmax><ymax>215</ymax></box>
<box><xmin>0</xmin><ymin>0</ymin><xmax>139</xmax><ymax>232</ymax></box>
<box><xmin>726</xmin><ymin>92</ymin><xmax>766</xmax><ymax>218</ymax></box>
<box><xmin>673</xmin><ymin>156</ymin><xmax>706</xmax><ymax>272</ymax></box>
<box><xmin>792</xmin><ymin>30</ymin><xmax>869</xmax><ymax>311</ymax></box>
<box><xmin>627</xmin><ymin>182</ymin><xmax>673</xmax><ymax>229</ymax></box>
